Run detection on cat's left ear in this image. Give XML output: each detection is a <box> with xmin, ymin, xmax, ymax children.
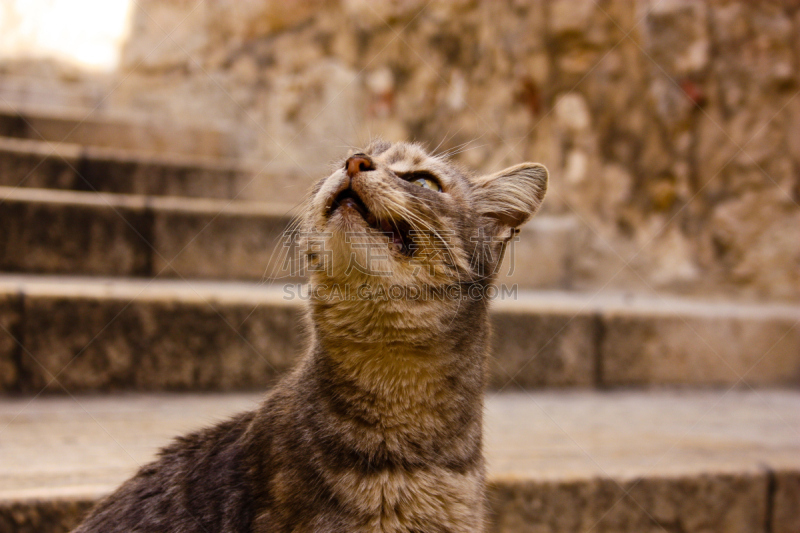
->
<box><xmin>471</xmin><ymin>162</ymin><xmax>548</xmax><ymax>233</ymax></box>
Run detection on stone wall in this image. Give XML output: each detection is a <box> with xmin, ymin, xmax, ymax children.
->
<box><xmin>7</xmin><ymin>0</ymin><xmax>800</xmax><ymax>301</ymax></box>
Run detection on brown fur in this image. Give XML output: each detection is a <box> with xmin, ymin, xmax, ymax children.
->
<box><xmin>72</xmin><ymin>141</ymin><xmax>548</xmax><ymax>533</ymax></box>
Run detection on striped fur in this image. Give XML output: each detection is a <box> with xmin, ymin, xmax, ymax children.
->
<box><xmin>72</xmin><ymin>141</ymin><xmax>547</xmax><ymax>533</ymax></box>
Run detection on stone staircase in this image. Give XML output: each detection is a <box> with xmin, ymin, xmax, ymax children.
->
<box><xmin>2</xmin><ymin>391</ymin><xmax>798</xmax><ymax>533</ymax></box>
<box><xmin>0</xmin><ymin>107</ymin><xmax>798</xmax><ymax>533</ymax></box>
<box><xmin>0</xmin><ymin>104</ymin><xmax>234</xmax><ymax>159</ymax></box>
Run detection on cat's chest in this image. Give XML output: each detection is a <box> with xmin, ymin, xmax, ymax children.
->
<box><xmin>333</xmin><ymin>465</ymin><xmax>486</xmax><ymax>533</ymax></box>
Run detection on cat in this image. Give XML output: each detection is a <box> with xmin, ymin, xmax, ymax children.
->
<box><xmin>72</xmin><ymin>140</ymin><xmax>548</xmax><ymax>533</ymax></box>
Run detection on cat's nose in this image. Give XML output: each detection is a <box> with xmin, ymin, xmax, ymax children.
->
<box><xmin>345</xmin><ymin>154</ymin><xmax>375</xmax><ymax>178</ymax></box>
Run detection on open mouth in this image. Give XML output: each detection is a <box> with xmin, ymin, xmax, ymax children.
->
<box><xmin>329</xmin><ymin>188</ymin><xmax>413</xmax><ymax>255</ymax></box>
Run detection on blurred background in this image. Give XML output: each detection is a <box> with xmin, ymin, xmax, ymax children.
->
<box><xmin>3</xmin><ymin>0</ymin><xmax>799</xmax><ymax>299</ymax></box>
<box><xmin>0</xmin><ymin>1</ymin><xmax>798</xmax><ymax>533</ymax></box>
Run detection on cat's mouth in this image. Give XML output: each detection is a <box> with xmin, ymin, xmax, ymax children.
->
<box><xmin>328</xmin><ymin>188</ymin><xmax>413</xmax><ymax>255</ymax></box>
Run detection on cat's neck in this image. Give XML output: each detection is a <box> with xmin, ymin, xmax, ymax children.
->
<box><xmin>303</xmin><ymin>294</ymin><xmax>489</xmax><ymax>432</ymax></box>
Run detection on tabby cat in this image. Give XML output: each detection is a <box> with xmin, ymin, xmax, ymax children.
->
<box><xmin>72</xmin><ymin>140</ymin><xmax>548</xmax><ymax>533</ymax></box>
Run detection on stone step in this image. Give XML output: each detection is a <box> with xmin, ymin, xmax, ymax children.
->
<box><xmin>0</xmin><ymin>186</ymin><xmax>300</xmax><ymax>281</ymax></box>
<box><xmin>0</xmin><ymin>186</ymin><xmax>576</xmax><ymax>289</ymax></box>
<box><xmin>0</xmin><ymin>275</ymin><xmax>797</xmax><ymax>393</ymax></box>
<box><xmin>0</xmin><ymin>390</ymin><xmax>797</xmax><ymax>533</ymax></box>
<box><xmin>0</xmin><ymin>136</ymin><xmax>313</xmax><ymax>203</ymax></box>
<box><xmin>0</xmin><ymin>103</ymin><xmax>235</xmax><ymax>158</ymax></box>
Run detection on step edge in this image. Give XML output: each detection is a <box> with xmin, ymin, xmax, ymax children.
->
<box><xmin>1</xmin><ymin>275</ymin><xmax>798</xmax><ymax>320</ymax></box>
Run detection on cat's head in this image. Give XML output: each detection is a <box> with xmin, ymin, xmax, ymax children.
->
<box><xmin>300</xmin><ymin>140</ymin><xmax>547</xmax><ymax>304</ymax></box>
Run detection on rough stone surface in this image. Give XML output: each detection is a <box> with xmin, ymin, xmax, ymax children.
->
<box><xmin>0</xmin><ymin>187</ymin><xmax>299</xmax><ymax>281</ymax></box>
<box><xmin>601</xmin><ymin>306</ymin><xmax>800</xmax><ymax>387</ymax></box>
<box><xmin>0</xmin><ymin>390</ymin><xmax>798</xmax><ymax>533</ymax></box>
<box><xmin>0</xmin><ymin>137</ymin><xmax>78</xmax><ymax>190</ymax></box>
<box><xmin>0</xmin><ymin>104</ymin><xmax>234</xmax><ymax>158</ymax></box>
<box><xmin>3</xmin><ymin>277</ymin><xmax>799</xmax><ymax>393</ymax></box>
<box><xmin>151</xmin><ymin>202</ymin><xmax>296</xmax><ymax>282</ymax></box>
<box><xmin>496</xmin><ymin>216</ymin><xmax>577</xmax><ymax>291</ymax></box>
<box><xmin>773</xmin><ymin>469</ymin><xmax>800</xmax><ymax>533</ymax></box>
<box><xmin>77</xmin><ymin>148</ymin><xmax>244</xmax><ymax>199</ymax></box>
<box><xmin>489</xmin><ymin>310</ymin><xmax>596</xmax><ymax>389</ymax></box>
<box><xmin>0</xmin><ymin>190</ymin><xmax>151</xmax><ymax>277</ymax></box>
<box><xmin>0</xmin><ymin>294</ymin><xmax>20</xmax><ymax>391</ymax></box>
<box><xmin>488</xmin><ymin>474</ymin><xmax>767</xmax><ymax>533</ymax></box>
<box><xmin>17</xmin><ymin>292</ymin><xmax>303</xmax><ymax>393</ymax></box>
<box><xmin>0</xmin><ymin>136</ymin><xmax>312</xmax><ymax>203</ymax></box>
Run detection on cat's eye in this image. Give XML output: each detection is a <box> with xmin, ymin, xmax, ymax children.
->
<box><xmin>401</xmin><ymin>171</ymin><xmax>442</xmax><ymax>192</ymax></box>
<box><xmin>413</xmin><ymin>176</ymin><xmax>441</xmax><ymax>192</ymax></box>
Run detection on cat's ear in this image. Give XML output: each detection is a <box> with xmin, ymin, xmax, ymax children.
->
<box><xmin>472</xmin><ymin>162</ymin><xmax>548</xmax><ymax>230</ymax></box>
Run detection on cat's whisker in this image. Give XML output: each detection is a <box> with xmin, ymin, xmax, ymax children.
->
<box><xmin>431</xmin><ymin>126</ymin><xmax>463</xmax><ymax>158</ymax></box>
<box><xmin>437</xmin><ymin>138</ymin><xmax>474</xmax><ymax>158</ymax></box>
<box><xmin>437</xmin><ymin>132</ymin><xmax>489</xmax><ymax>161</ymax></box>
<box><xmin>261</xmin><ymin>218</ymin><xmax>302</xmax><ymax>285</ymax></box>
<box><xmin>440</xmin><ymin>139</ymin><xmax>490</xmax><ymax>159</ymax></box>
<box><xmin>380</xmin><ymin>197</ymin><xmax>470</xmax><ymax>285</ymax></box>
<box><xmin>445</xmin><ymin>142</ymin><xmax>490</xmax><ymax>158</ymax></box>
<box><xmin>430</xmin><ymin>131</ymin><xmax>450</xmax><ymax>157</ymax></box>
<box><xmin>260</xmin><ymin>195</ymin><xmax>314</xmax><ymax>285</ymax></box>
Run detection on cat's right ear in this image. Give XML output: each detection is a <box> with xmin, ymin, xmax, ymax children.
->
<box><xmin>471</xmin><ymin>162</ymin><xmax>548</xmax><ymax>233</ymax></box>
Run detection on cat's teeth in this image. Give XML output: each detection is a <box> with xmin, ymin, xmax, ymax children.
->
<box><xmin>377</xmin><ymin>219</ymin><xmax>405</xmax><ymax>252</ymax></box>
